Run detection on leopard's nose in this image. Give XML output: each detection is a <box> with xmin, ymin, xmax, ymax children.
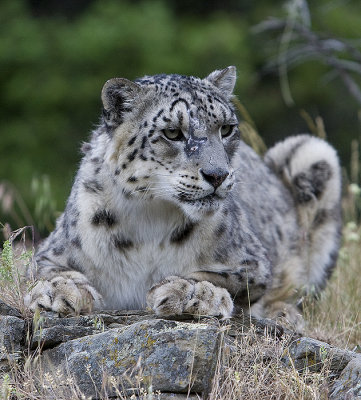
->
<box><xmin>200</xmin><ymin>168</ymin><xmax>229</xmax><ymax>189</ymax></box>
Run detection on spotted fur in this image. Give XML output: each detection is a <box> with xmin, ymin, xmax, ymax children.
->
<box><xmin>25</xmin><ymin>67</ymin><xmax>341</xmax><ymax>328</ymax></box>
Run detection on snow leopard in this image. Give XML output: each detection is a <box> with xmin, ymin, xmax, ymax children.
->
<box><xmin>25</xmin><ymin>66</ymin><xmax>342</xmax><ymax>329</ymax></box>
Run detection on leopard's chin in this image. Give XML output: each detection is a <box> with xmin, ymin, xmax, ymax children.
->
<box><xmin>176</xmin><ymin>193</ymin><xmax>225</xmax><ymax>221</ymax></box>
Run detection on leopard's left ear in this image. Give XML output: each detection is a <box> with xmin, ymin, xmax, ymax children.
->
<box><xmin>205</xmin><ymin>66</ymin><xmax>237</xmax><ymax>97</ymax></box>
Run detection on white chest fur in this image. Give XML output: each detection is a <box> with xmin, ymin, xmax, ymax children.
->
<box><xmin>77</xmin><ymin>196</ymin><xmax>200</xmax><ymax>310</ymax></box>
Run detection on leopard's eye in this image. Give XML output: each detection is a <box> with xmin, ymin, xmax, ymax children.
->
<box><xmin>220</xmin><ymin>124</ymin><xmax>236</xmax><ymax>138</ymax></box>
<box><xmin>162</xmin><ymin>128</ymin><xmax>184</xmax><ymax>141</ymax></box>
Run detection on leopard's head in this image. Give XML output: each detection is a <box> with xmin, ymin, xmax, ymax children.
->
<box><xmin>101</xmin><ymin>66</ymin><xmax>240</xmax><ymax>220</ymax></box>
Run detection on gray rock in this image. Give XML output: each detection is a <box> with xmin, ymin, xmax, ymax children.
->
<box><xmin>282</xmin><ymin>337</ymin><xmax>356</xmax><ymax>375</ymax></box>
<box><xmin>0</xmin><ymin>300</ymin><xmax>22</xmax><ymax>318</ymax></box>
<box><xmin>0</xmin><ymin>315</ymin><xmax>26</xmax><ymax>353</ymax></box>
<box><xmin>0</xmin><ymin>315</ymin><xmax>26</xmax><ymax>372</ymax></box>
<box><xmin>330</xmin><ymin>356</ymin><xmax>361</xmax><ymax>399</ymax></box>
<box><xmin>39</xmin><ymin>319</ymin><xmax>220</xmax><ymax>399</ymax></box>
<box><xmin>0</xmin><ymin>351</ymin><xmax>22</xmax><ymax>373</ymax></box>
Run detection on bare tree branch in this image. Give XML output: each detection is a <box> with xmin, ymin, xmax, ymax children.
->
<box><xmin>253</xmin><ymin>18</ymin><xmax>361</xmax><ymax>105</ymax></box>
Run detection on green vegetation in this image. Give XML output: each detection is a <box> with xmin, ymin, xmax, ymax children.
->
<box><xmin>0</xmin><ymin>227</ymin><xmax>33</xmax><ymax>315</ymax></box>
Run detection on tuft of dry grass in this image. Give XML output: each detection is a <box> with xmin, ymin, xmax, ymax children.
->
<box><xmin>0</xmin><ymin>226</ymin><xmax>35</xmax><ymax>319</ymax></box>
<box><xmin>210</xmin><ymin>327</ymin><xmax>332</xmax><ymax>400</ymax></box>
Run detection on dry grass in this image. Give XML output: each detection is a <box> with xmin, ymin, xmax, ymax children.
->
<box><xmin>210</xmin><ymin>327</ymin><xmax>332</xmax><ymax>400</ymax></box>
<box><xmin>303</xmin><ymin>220</ymin><xmax>361</xmax><ymax>350</ymax></box>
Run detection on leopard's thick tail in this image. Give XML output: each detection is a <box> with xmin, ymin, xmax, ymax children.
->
<box><xmin>265</xmin><ymin>134</ymin><xmax>342</xmax><ymax>295</ymax></box>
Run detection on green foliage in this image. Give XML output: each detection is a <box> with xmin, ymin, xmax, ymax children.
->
<box><xmin>0</xmin><ymin>228</ymin><xmax>34</xmax><ymax>313</ymax></box>
<box><xmin>0</xmin><ymin>240</ymin><xmax>14</xmax><ymax>283</ymax></box>
<box><xmin>1</xmin><ymin>373</ymin><xmax>15</xmax><ymax>400</ymax></box>
<box><xmin>0</xmin><ymin>0</ymin><xmax>360</xmax><ymax>236</ymax></box>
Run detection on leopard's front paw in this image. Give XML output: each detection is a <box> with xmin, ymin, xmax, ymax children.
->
<box><xmin>147</xmin><ymin>276</ymin><xmax>233</xmax><ymax>318</ymax></box>
<box><xmin>24</xmin><ymin>271</ymin><xmax>103</xmax><ymax>315</ymax></box>
<box><xmin>184</xmin><ymin>281</ymin><xmax>233</xmax><ymax>318</ymax></box>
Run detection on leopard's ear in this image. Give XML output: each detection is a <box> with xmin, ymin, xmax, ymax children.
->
<box><xmin>101</xmin><ymin>78</ymin><xmax>142</xmax><ymax>123</ymax></box>
<box><xmin>205</xmin><ymin>66</ymin><xmax>237</xmax><ymax>97</ymax></box>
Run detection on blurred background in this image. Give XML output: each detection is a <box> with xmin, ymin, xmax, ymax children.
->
<box><xmin>1</xmin><ymin>0</ymin><xmax>361</xmax><ymax>240</ymax></box>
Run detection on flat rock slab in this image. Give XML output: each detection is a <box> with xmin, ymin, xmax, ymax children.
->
<box><xmin>39</xmin><ymin>318</ymin><xmax>220</xmax><ymax>399</ymax></box>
